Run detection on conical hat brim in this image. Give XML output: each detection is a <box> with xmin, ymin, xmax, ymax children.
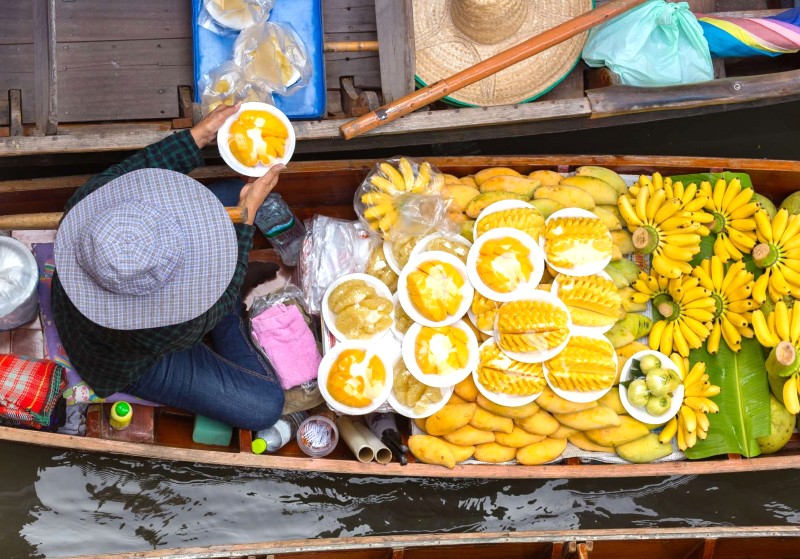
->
<box><xmin>413</xmin><ymin>0</ymin><xmax>593</xmax><ymax>107</ymax></box>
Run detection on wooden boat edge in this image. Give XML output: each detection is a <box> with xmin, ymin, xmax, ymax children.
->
<box><xmin>63</xmin><ymin>526</ymin><xmax>800</xmax><ymax>559</ymax></box>
<box><xmin>3</xmin><ymin>425</ymin><xmax>798</xmax><ymax>479</ymax></box>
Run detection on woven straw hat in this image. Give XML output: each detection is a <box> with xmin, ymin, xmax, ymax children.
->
<box><xmin>413</xmin><ymin>0</ymin><xmax>593</xmax><ymax>107</ymax></box>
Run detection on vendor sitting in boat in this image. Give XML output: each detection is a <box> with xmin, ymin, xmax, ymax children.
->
<box><xmin>51</xmin><ymin>104</ymin><xmax>286</xmax><ymax>431</ymax></box>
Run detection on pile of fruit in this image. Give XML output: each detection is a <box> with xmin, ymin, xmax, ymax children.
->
<box><xmin>320</xmin><ymin>160</ymin><xmax>799</xmax><ymax>467</ymax></box>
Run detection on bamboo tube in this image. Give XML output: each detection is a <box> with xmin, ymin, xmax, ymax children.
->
<box><xmin>339</xmin><ymin>0</ymin><xmax>648</xmax><ymax>140</ymax></box>
<box><xmin>324</xmin><ymin>41</ymin><xmax>379</xmax><ymax>53</ymax></box>
<box><xmin>336</xmin><ymin>415</ymin><xmax>374</xmax><ymax>463</ymax></box>
<box><xmin>353</xmin><ymin>422</ymin><xmax>392</xmax><ymax>465</ymax></box>
<box><xmin>0</xmin><ymin>206</ymin><xmax>246</xmax><ymax>230</ymax></box>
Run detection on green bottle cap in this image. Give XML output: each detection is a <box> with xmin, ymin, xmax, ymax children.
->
<box><xmin>252</xmin><ymin>438</ymin><xmax>267</xmax><ymax>454</ymax></box>
<box><xmin>114</xmin><ymin>401</ymin><xmax>131</xmax><ymax>417</ymax></box>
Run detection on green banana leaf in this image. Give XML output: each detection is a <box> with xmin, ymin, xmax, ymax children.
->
<box><xmin>685</xmin><ymin>339</ymin><xmax>770</xmax><ymax>459</ymax></box>
<box><xmin>669</xmin><ymin>172</ymin><xmax>753</xmax><ymax>189</ymax></box>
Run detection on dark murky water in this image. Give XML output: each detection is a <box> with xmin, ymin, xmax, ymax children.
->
<box><xmin>2</xmin><ymin>441</ymin><xmax>800</xmax><ymax>558</ymax></box>
<box><xmin>2</xmin><ymin>102</ymin><xmax>800</xmax><ymax>558</ymax></box>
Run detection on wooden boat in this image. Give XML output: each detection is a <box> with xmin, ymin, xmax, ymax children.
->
<box><xmin>1</xmin><ymin>0</ymin><xmax>799</xmax><ymax>158</ymax></box>
<box><xmin>1</xmin><ymin>154</ymin><xmax>799</xmax><ymax>479</ymax></box>
<box><xmin>59</xmin><ymin>527</ymin><xmax>800</xmax><ymax>559</ymax></box>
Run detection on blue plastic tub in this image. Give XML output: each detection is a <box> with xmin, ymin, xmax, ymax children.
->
<box><xmin>192</xmin><ymin>0</ymin><xmax>326</xmax><ymax>119</ymax></box>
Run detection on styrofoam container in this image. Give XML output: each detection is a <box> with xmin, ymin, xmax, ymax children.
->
<box><xmin>540</xmin><ymin>208</ymin><xmax>612</xmax><ymax>277</ymax></box>
<box><xmin>543</xmin><ymin>332</ymin><xmax>617</xmax><ymax>403</ymax></box>
<box><xmin>619</xmin><ymin>349</ymin><xmax>685</xmax><ymax>423</ymax></box>
<box><xmin>0</xmin><ymin>237</ymin><xmax>39</xmax><ymax>331</ymax></box>
<box><xmin>473</xmin><ymin>199</ymin><xmax>538</xmax><ymax>241</ymax></box>
<box><xmin>388</xmin><ymin>354</ymin><xmax>454</xmax><ymax>418</ymax></box>
<box><xmin>494</xmin><ymin>290</ymin><xmax>572</xmax><ymax>364</ymax></box>
<box><xmin>321</xmin><ymin>273</ymin><xmax>393</xmax><ymax>342</ymax></box>
<box><xmin>317</xmin><ymin>341</ymin><xmax>394</xmax><ymax>415</ymax></box>
<box><xmin>466</xmin><ymin>227</ymin><xmax>545</xmax><ymax>302</ymax></box>
<box><xmin>409</xmin><ymin>232</ymin><xmax>471</xmax><ymax>263</ymax></box>
<box><xmin>472</xmin><ymin>339</ymin><xmax>542</xmax><ymax>407</ymax></box>
<box><xmin>217</xmin><ymin>102</ymin><xmax>296</xmax><ymax>177</ymax></box>
<box><xmin>402</xmin><ymin>321</ymin><xmax>479</xmax><ymax>388</ymax></box>
<box><xmin>397</xmin><ymin>251</ymin><xmax>473</xmax><ymax>327</ymax></box>
<box><xmin>551</xmin><ymin>271</ymin><xmax>617</xmax><ymax>335</ymax></box>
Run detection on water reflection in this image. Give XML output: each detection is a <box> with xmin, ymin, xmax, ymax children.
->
<box><xmin>1</xmin><ymin>442</ymin><xmax>798</xmax><ymax>558</ymax></box>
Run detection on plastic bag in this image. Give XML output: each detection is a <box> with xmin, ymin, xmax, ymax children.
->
<box><xmin>198</xmin><ymin>61</ymin><xmax>273</xmax><ymax>116</ymax></box>
<box><xmin>233</xmin><ymin>21</ymin><xmax>312</xmax><ymax>95</ymax></box>
<box><xmin>198</xmin><ymin>0</ymin><xmax>274</xmax><ymax>36</ymax></box>
<box><xmin>363</xmin><ymin>242</ymin><xmax>398</xmax><ymax>292</ymax></box>
<box><xmin>582</xmin><ymin>0</ymin><xmax>713</xmax><ymax>87</ymax></box>
<box><xmin>355</xmin><ymin>156</ymin><xmax>456</xmax><ymax>241</ymax></box>
<box><xmin>0</xmin><ymin>237</ymin><xmax>39</xmax><ymax>331</ymax></box>
<box><xmin>298</xmin><ymin>216</ymin><xmax>373</xmax><ymax>315</ymax></box>
<box><xmin>249</xmin><ymin>284</ymin><xmax>324</xmax><ymax>414</ymax></box>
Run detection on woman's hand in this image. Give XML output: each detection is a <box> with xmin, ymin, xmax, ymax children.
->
<box><xmin>190</xmin><ymin>103</ymin><xmax>240</xmax><ymax>149</ymax></box>
<box><xmin>239</xmin><ymin>164</ymin><xmax>286</xmax><ymax>225</ymax></box>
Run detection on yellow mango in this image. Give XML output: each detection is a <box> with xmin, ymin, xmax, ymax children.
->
<box><xmin>473</xmin><ymin>442</ymin><xmax>517</xmax><ymax>463</ymax></box>
<box><xmin>534</xmin><ymin>185</ymin><xmax>595</xmax><ymax>211</ymax></box>
<box><xmin>495</xmin><ymin>426</ymin><xmax>546</xmax><ymax>448</ymax></box>
<box><xmin>598</xmin><ymin>387</ymin><xmax>626</xmax><ymax>415</ymax></box>
<box><xmin>615</xmin><ymin>433</ymin><xmax>673</xmax><ymax>463</ymax></box>
<box><xmin>408</xmin><ymin>435</ymin><xmax>456</xmax><ymax>469</ymax></box>
<box><xmin>554</xmin><ymin>405</ymin><xmax>620</xmax><ymax>432</ymax></box>
<box><xmin>474</xmin><ymin>167</ymin><xmax>522</xmax><ymax>185</ymax></box>
<box><xmin>442</xmin><ymin>424</ymin><xmax>496</xmax><ymax>446</ymax></box>
<box><xmin>516</xmin><ymin>437</ymin><xmax>567</xmax><ymax>465</ymax></box>
<box><xmin>470</xmin><ymin>407</ymin><xmax>514</xmax><ymax>434</ymax></box>
<box><xmin>442</xmin><ymin>439</ymin><xmax>476</xmax><ymax>463</ymax></box>
<box><xmin>455</xmin><ymin>375</ymin><xmax>480</xmax><ymax>402</ymax></box>
<box><xmin>536</xmin><ymin>387</ymin><xmax>597</xmax><ymax>415</ymax></box>
<box><xmin>425</xmin><ymin>403</ymin><xmax>476</xmax><ymax>436</ymax></box>
<box><xmin>550</xmin><ymin>425</ymin><xmax>577</xmax><ymax>439</ymax></box>
<box><xmin>568</xmin><ymin>432</ymin><xmax>615</xmax><ymax>453</ymax></box>
<box><xmin>514</xmin><ymin>409</ymin><xmax>560</xmax><ymax>436</ymax></box>
<box><xmin>528</xmin><ymin>169</ymin><xmax>563</xmax><ymax>187</ymax></box>
<box><xmin>459</xmin><ymin>175</ymin><xmax>479</xmax><ymax>188</ymax></box>
<box><xmin>413</xmin><ymin>417</ymin><xmax>427</xmax><ymax>432</ymax></box>
<box><xmin>448</xmin><ymin>393</ymin><xmax>468</xmax><ymax>405</ymax></box>
<box><xmin>442</xmin><ymin>184</ymin><xmax>481</xmax><ymax>214</ymax></box>
<box><xmin>476</xmin><ymin>394</ymin><xmax>539</xmax><ymax>419</ymax></box>
<box><xmin>444</xmin><ymin>174</ymin><xmax>462</xmax><ymax>185</ymax></box>
<box><xmin>478</xmin><ymin>175</ymin><xmax>539</xmax><ymax>197</ymax></box>
<box><xmin>585</xmin><ymin>415</ymin><xmax>651</xmax><ymax>447</ymax></box>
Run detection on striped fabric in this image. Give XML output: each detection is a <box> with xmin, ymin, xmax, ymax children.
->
<box><xmin>698</xmin><ymin>8</ymin><xmax>800</xmax><ymax>57</ymax></box>
<box><xmin>0</xmin><ymin>354</ymin><xmax>66</xmax><ymax>429</ymax></box>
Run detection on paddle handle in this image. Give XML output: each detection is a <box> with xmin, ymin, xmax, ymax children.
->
<box><xmin>0</xmin><ymin>207</ymin><xmax>246</xmax><ymax>230</ymax></box>
<box><xmin>339</xmin><ymin>0</ymin><xmax>647</xmax><ymax>140</ymax></box>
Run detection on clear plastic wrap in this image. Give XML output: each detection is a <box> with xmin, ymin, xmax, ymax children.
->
<box><xmin>199</xmin><ymin>61</ymin><xmax>273</xmax><ymax>116</ymax></box>
<box><xmin>233</xmin><ymin>21</ymin><xmax>312</xmax><ymax>95</ymax></box>
<box><xmin>198</xmin><ymin>0</ymin><xmax>274</xmax><ymax>36</ymax></box>
<box><xmin>0</xmin><ymin>237</ymin><xmax>39</xmax><ymax>331</ymax></box>
<box><xmin>298</xmin><ymin>216</ymin><xmax>373</xmax><ymax>315</ymax></box>
<box><xmin>354</xmin><ymin>156</ymin><xmax>456</xmax><ymax>241</ymax></box>
<box><xmin>249</xmin><ymin>284</ymin><xmax>324</xmax><ymax>414</ymax></box>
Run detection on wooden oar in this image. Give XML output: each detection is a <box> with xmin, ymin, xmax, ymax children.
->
<box><xmin>0</xmin><ymin>207</ymin><xmax>246</xmax><ymax>231</ymax></box>
<box><xmin>339</xmin><ymin>0</ymin><xmax>647</xmax><ymax>140</ymax></box>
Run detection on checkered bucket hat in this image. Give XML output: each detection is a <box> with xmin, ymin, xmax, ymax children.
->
<box><xmin>54</xmin><ymin>169</ymin><xmax>237</xmax><ymax>330</ymax></box>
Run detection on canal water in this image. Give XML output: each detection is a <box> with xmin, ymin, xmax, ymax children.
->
<box><xmin>1</xmin><ymin>101</ymin><xmax>799</xmax><ymax>558</ymax></box>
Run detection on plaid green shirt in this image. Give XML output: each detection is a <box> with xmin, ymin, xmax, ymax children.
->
<box><xmin>52</xmin><ymin>130</ymin><xmax>255</xmax><ymax>397</ymax></box>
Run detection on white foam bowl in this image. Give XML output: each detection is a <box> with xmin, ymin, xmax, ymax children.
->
<box><xmin>321</xmin><ymin>273</ymin><xmax>393</xmax><ymax>343</ymax></box>
<box><xmin>466</xmin><ymin>227</ymin><xmax>545</xmax><ymax>303</ymax></box>
<box><xmin>388</xmin><ymin>354</ymin><xmax>454</xmax><ymax>419</ymax></box>
<box><xmin>540</xmin><ymin>208</ymin><xmax>612</xmax><ymax>277</ymax></box>
<box><xmin>472</xmin><ymin>339</ymin><xmax>543</xmax><ymax>407</ymax></box>
<box><xmin>397</xmin><ymin>251</ymin><xmax>473</xmax><ymax>327</ymax></box>
<box><xmin>542</xmin><ymin>332</ymin><xmax>617</xmax><ymax>404</ymax></box>
<box><xmin>401</xmin><ymin>321</ymin><xmax>479</xmax><ymax>388</ymax></box>
<box><xmin>619</xmin><ymin>349</ymin><xmax>685</xmax><ymax>423</ymax></box>
<box><xmin>473</xmin><ymin>199</ymin><xmax>539</xmax><ymax>241</ymax></box>
<box><xmin>493</xmin><ymin>290</ymin><xmax>572</xmax><ymax>364</ymax></box>
<box><xmin>410</xmin><ymin>232</ymin><xmax>472</xmax><ymax>263</ymax></box>
<box><xmin>317</xmin><ymin>341</ymin><xmax>394</xmax><ymax>415</ymax></box>
<box><xmin>551</xmin><ymin>271</ymin><xmax>617</xmax><ymax>336</ymax></box>
<box><xmin>217</xmin><ymin>102</ymin><xmax>296</xmax><ymax>177</ymax></box>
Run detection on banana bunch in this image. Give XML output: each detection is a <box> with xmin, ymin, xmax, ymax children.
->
<box><xmin>751</xmin><ymin>208</ymin><xmax>800</xmax><ymax>303</ymax></box>
<box><xmin>699</xmin><ymin>178</ymin><xmax>759</xmax><ymax>262</ymax></box>
<box><xmin>751</xmin><ymin>300</ymin><xmax>800</xmax><ymax>413</ymax></box>
<box><xmin>618</xmin><ymin>180</ymin><xmax>708</xmax><ymax>279</ymax></box>
<box><xmin>626</xmin><ymin>173</ymin><xmax>714</xmax><ymax>235</ymax></box>
<box><xmin>691</xmin><ymin>256</ymin><xmax>758</xmax><ymax>354</ymax></box>
<box><xmin>629</xmin><ymin>270</ymin><xmax>672</xmax><ymax>305</ymax></box>
<box><xmin>647</xmin><ymin>275</ymin><xmax>716</xmax><ymax>357</ymax></box>
<box><xmin>659</xmin><ymin>356</ymin><xmax>720</xmax><ymax>450</ymax></box>
<box><xmin>359</xmin><ymin>157</ymin><xmax>445</xmax><ymax>237</ymax></box>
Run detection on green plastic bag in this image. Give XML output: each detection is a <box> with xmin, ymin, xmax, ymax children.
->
<box><xmin>582</xmin><ymin>0</ymin><xmax>713</xmax><ymax>87</ymax></box>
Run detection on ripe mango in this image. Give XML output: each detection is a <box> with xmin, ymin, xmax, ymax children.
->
<box><xmin>409</xmin><ymin>435</ymin><xmax>456</xmax><ymax>469</ymax></box>
<box><xmin>474</xmin><ymin>167</ymin><xmax>522</xmax><ymax>185</ymax></box>
<box><xmin>473</xmin><ymin>441</ymin><xmax>517</xmax><ymax>463</ymax></box>
<box><xmin>479</xmin><ymin>176</ymin><xmax>540</xmax><ymax>197</ymax></box>
<box><xmin>516</xmin><ymin>437</ymin><xmax>567</xmax><ymax>465</ymax></box>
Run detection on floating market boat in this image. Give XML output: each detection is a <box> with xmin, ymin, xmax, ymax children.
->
<box><xmin>1</xmin><ymin>0</ymin><xmax>799</xmax><ymax>158</ymax></box>
<box><xmin>0</xmin><ymin>154</ymin><xmax>799</xmax><ymax>478</ymax></box>
<box><xmin>57</xmin><ymin>527</ymin><xmax>800</xmax><ymax>559</ymax></box>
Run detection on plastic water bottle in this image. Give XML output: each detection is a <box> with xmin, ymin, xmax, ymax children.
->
<box><xmin>254</xmin><ymin>193</ymin><xmax>306</xmax><ymax>266</ymax></box>
<box><xmin>252</xmin><ymin>411</ymin><xmax>308</xmax><ymax>454</ymax></box>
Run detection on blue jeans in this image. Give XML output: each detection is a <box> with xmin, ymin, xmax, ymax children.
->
<box><xmin>126</xmin><ymin>179</ymin><xmax>285</xmax><ymax>431</ymax></box>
